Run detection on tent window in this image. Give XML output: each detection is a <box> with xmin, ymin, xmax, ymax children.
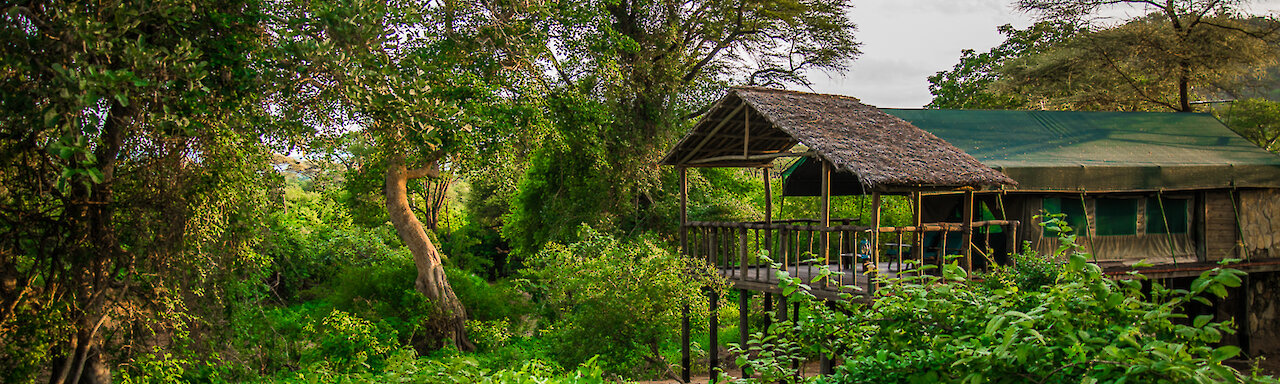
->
<box><xmin>1096</xmin><ymin>198</ymin><xmax>1139</xmax><ymax>235</ymax></box>
<box><xmin>1146</xmin><ymin>197</ymin><xmax>1189</xmax><ymax>234</ymax></box>
<box><xmin>1042</xmin><ymin>197</ymin><xmax>1087</xmax><ymax>236</ymax></box>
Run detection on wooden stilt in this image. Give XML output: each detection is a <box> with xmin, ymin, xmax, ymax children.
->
<box><xmin>738</xmin><ymin>289</ymin><xmax>749</xmax><ymax>378</ymax></box>
<box><xmin>763</xmin><ymin>292</ymin><xmax>773</xmax><ymax>328</ymax></box>
<box><xmin>764</xmin><ymin>167</ymin><xmax>773</xmax><ymax>262</ymax></box>
<box><xmin>912</xmin><ymin>192</ymin><xmax>924</xmax><ymax>273</ymax></box>
<box><xmin>870</xmin><ymin>192</ymin><xmax>882</xmax><ymax>293</ymax></box>
<box><xmin>820</xmin><ymin>159</ymin><xmax>831</xmax><ymax>288</ymax></box>
<box><xmin>709</xmin><ymin>290</ymin><xmax>720</xmax><ymax>382</ymax></box>
<box><xmin>776</xmin><ymin>292</ymin><xmax>787</xmax><ymax>322</ymax></box>
<box><xmin>961</xmin><ymin>189</ymin><xmax>974</xmax><ymax>272</ymax></box>
<box><xmin>681</xmin><ymin>305</ymin><xmax>690</xmax><ymax>383</ymax></box>
<box><xmin>679</xmin><ymin>167</ymin><xmax>690</xmax><ymax>383</ymax></box>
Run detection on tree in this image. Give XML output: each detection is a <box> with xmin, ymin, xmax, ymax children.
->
<box><xmin>269</xmin><ymin>0</ymin><xmax>545</xmax><ymax>351</ymax></box>
<box><xmin>0</xmin><ymin>1</ymin><xmax>284</xmax><ymax>382</ymax></box>
<box><xmin>1220</xmin><ymin>98</ymin><xmax>1280</xmax><ymax>152</ymax></box>
<box><xmin>1008</xmin><ymin>0</ymin><xmax>1280</xmax><ymax>111</ymax></box>
<box><xmin>503</xmin><ymin>0</ymin><xmax>861</xmax><ymax>256</ymax></box>
<box><xmin>927</xmin><ymin>22</ymin><xmax>1081</xmax><ymax>109</ymax></box>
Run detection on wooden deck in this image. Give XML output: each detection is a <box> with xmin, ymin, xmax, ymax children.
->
<box><xmin>718</xmin><ymin>261</ymin><xmax>912</xmax><ymax>300</ymax></box>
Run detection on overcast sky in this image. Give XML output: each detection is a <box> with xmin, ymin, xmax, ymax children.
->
<box><xmin>805</xmin><ymin>0</ymin><xmax>1280</xmax><ymax>108</ymax></box>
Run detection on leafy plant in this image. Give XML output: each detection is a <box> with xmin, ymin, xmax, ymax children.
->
<box><xmin>524</xmin><ymin>226</ymin><xmax>727</xmax><ymax>377</ymax></box>
<box><xmin>729</xmin><ymin>214</ymin><xmax>1272</xmax><ymax>383</ymax></box>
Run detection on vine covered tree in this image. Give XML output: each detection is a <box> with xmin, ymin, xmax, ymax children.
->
<box><xmin>0</xmin><ymin>1</ymin><xmax>287</xmax><ymax>382</ymax></box>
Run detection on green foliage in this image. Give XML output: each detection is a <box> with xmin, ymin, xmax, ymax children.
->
<box><xmin>446</xmin><ymin>269</ymin><xmax>532</xmax><ymax>323</ymax></box>
<box><xmin>1220</xmin><ymin>98</ymin><xmax>1280</xmax><ymax>153</ymax></box>
<box><xmin>927</xmin><ymin>22</ymin><xmax>1080</xmax><ymax>110</ymax></box>
<box><xmin>524</xmin><ymin>226</ymin><xmax>727</xmax><ymax>375</ymax></box>
<box><xmin>303</xmin><ymin>309</ymin><xmax>400</xmax><ymax>373</ymax></box>
<box><xmin>1004</xmin><ymin>2</ymin><xmax>1280</xmax><ymax>112</ymax></box>
<box><xmin>467</xmin><ymin>319</ymin><xmax>515</xmax><ymax>350</ymax></box>
<box><xmin>264</xmin><ymin>351</ymin><xmax>604</xmax><ymax>384</ymax></box>
<box><xmin>731</xmin><ymin>218</ymin><xmax>1271</xmax><ymax>384</ymax></box>
<box><xmin>116</xmin><ymin>349</ymin><xmax>188</xmax><ymax>384</ymax></box>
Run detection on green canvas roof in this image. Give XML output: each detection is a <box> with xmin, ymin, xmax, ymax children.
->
<box><xmin>883</xmin><ymin>109</ymin><xmax>1280</xmax><ymax>192</ymax></box>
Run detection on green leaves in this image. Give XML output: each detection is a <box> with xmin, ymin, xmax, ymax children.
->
<box><xmin>735</xmin><ymin>222</ymin><xmax>1262</xmax><ymax>384</ymax></box>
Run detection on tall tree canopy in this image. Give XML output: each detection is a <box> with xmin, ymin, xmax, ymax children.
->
<box><xmin>503</xmin><ymin>0</ymin><xmax>861</xmax><ymax>256</ymax></box>
<box><xmin>1006</xmin><ymin>0</ymin><xmax>1280</xmax><ymax>111</ymax></box>
<box><xmin>927</xmin><ymin>21</ymin><xmax>1082</xmax><ymax>110</ymax></box>
<box><xmin>268</xmin><ymin>0</ymin><xmax>546</xmax><ymax>351</ymax></box>
<box><xmin>0</xmin><ymin>1</ymin><xmax>287</xmax><ymax>382</ymax></box>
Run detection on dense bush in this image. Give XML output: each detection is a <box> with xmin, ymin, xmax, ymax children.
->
<box><xmin>264</xmin><ymin>349</ymin><xmax>605</xmax><ymax>384</ymax></box>
<box><xmin>730</xmin><ymin>216</ymin><xmax>1274</xmax><ymax>384</ymax></box>
<box><xmin>524</xmin><ymin>226</ymin><xmax>727</xmax><ymax>376</ymax></box>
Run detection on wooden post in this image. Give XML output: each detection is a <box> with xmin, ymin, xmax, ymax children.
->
<box><xmin>911</xmin><ymin>192</ymin><xmax>924</xmax><ymax>271</ymax></box>
<box><xmin>680</xmin><ymin>167</ymin><xmax>688</xmax><ymax>253</ymax></box>
<box><xmin>820</xmin><ymin>159</ymin><xmax>831</xmax><ymax>278</ymax></box>
<box><xmin>739</xmin><ymin>227</ymin><xmax>748</xmax><ymax>280</ymax></box>
<box><xmin>678</xmin><ymin>167</ymin><xmax>690</xmax><ymax>383</ymax></box>
<box><xmin>776</xmin><ymin>291</ymin><xmax>787</xmax><ymax>322</ymax></box>
<box><xmin>870</xmin><ymin>192</ymin><xmax>882</xmax><ymax>293</ymax></box>
<box><xmin>1195</xmin><ymin>191</ymin><xmax>1207</xmax><ymax>262</ymax></box>
<box><xmin>763</xmin><ymin>292</ymin><xmax>773</xmax><ymax>328</ymax></box>
<box><xmin>1006</xmin><ymin>223</ymin><xmax>1018</xmax><ymax>263</ymax></box>
<box><xmin>738</xmin><ymin>290</ymin><xmax>749</xmax><ymax>377</ymax></box>
<box><xmin>681</xmin><ymin>304</ymin><xmax>690</xmax><ymax>383</ymax></box>
<box><xmin>961</xmin><ymin>189</ymin><xmax>975</xmax><ymax>272</ymax></box>
<box><xmin>709</xmin><ymin>290</ymin><xmax>719</xmax><ymax>382</ymax></box>
<box><xmin>764</xmin><ymin>167</ymin><xmax>773</xmax><ymax>261</ymax></box>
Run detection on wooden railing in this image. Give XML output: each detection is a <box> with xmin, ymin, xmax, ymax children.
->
<box><xmin>684</xmin><ymin>220</ymin><xmax>1020</xmax><ymax>295</ymax></box>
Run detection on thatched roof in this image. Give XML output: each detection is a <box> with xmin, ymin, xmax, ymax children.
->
<box><xmin>661</xmin><ymin>87</ymin><xmax>1015</xmax><ymax>191</ymax></box>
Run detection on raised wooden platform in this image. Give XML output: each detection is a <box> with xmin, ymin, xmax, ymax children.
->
<box><xmin>718</xmin><ymin>261</ymin><xmax>909</xmax><ymax>301</ymax></box>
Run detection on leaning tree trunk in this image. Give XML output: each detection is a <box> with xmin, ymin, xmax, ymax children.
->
<box><xmin>384</xmin><ymin>153</ymin><xmax>474</xmax><ymax>351</ymax></box>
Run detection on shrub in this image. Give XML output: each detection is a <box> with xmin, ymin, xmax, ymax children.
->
<box><xmin>524</xmin><ymin>226</ymin><xmax>727</xmax><ymax>377</ymax></box>
<box><xmin>300</xmin><ymin>309</ymin><xmax>399</xmax><ymax>373</ymax></box>
<box><xmin>731</xmin><ymin>215</ymin><xmax>1273</xmax><ymax>384</ymax></box>
<box><xmin>264</xmin><ymin>349</ymin><xmax>605</xmax><ymax>384</ymax></box>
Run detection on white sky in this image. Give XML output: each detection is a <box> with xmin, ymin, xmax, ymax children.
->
<box><xmin>804</xmin><ymin>0</ymin><xmax>1280</xmax><ymax>108</ymax></box>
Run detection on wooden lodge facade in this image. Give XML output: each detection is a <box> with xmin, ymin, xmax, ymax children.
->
<box><xmin>661</xmin><ymin>87</ymin><xmax>1280</xmax><ymax>380</ymax></box>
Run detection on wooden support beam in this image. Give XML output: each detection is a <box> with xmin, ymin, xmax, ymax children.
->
<box><xmin>680</xmin><ymin>167</ymin><xmax>688</xmax><ymax>253</ymax></box>
<box><xmin>681</xmin><ymin>304</ymin><xmax>690</xmax><ymax>383</ymax></box>
<box><xmin>678</xmin><ymin>103</ymin><xmax>746</xmax><ymax>164</ymax></box>
<box><xmin>764</xmin><ymin>168</ymin><xmax>773</xmax><ymax>260</ymax></box>
<box><xmin>709</xmin><ymin>290</ymin><xmax>720</xmax><ymax>382</ymax></box>
<box><xmin>911</xmin><ymin>192</ymin><xmax>924</xmax><ymax>271</ymax></box>
<box><xmin>763</xmin><ymin>292</ymin><xmax>773</xmax><ymax>328</ymax></box>
<box><xmin>679</xmin><ymin>167</ymin><xmax>690</xmax><ymax>383</ymax></box>
<box><xmin>1195</xmin><ymin>191</ymin><xmax>1208</xmax><ymax>262</ymax></box>
<box><xmin>870</xmin><ymin>192</ymin><xmax>882</xmax><ymax>294</ymax></box>
<box><xmin>685</xmin><ymin>151</ymin><xmax>813</xmax><ymax>165</ymax></box>
<box><xmin>743</xmin><ymin>107</ymin><xmax>750</xmax><ymax>157</ymax></box>
<box><xmin>738</xmin><ymin>290</ymin><xmax>749</xmax><ymax>378</ymax></box>
<box><xmin>961</xmin><ymin>190</ymin><xmax>975</xmax><ymax>272</ymax></box>
<box><xmin>740</xmin><ymin>227</ymin><xmax>748</xmax><ymax>282</ymax></box>
<box><xmin>820</xmin><ymin>159</ymin><xmax>831</xmax><ymax>284</ymax></box>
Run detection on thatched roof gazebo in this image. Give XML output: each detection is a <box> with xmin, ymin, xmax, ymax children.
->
<box><xmin>664</xmin><ymin>87</ymin><xmax>1016</xmax><ymax>285</ymax></box>
<box><xmin>661</xmin><ymin>87</ymin><xmax>1020</xmax><ymax>381</ymax></box>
